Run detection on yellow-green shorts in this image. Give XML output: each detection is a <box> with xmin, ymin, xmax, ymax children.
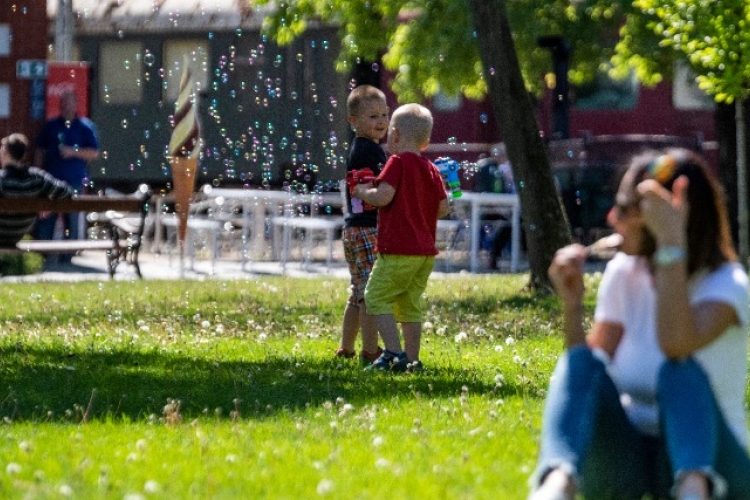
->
<box><xmin>364</xmin><ymin>253</ymin><xmax>435</xmax><ymax>323</ymax></box>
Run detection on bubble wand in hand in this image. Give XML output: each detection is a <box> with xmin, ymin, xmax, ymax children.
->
<box><xmin>585</xmin><ymin>233</ymin><xmax>623</xmax><ymax>260</ymax></box>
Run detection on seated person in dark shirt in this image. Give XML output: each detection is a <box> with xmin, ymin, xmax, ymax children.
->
<box><xmin>0</xmin><ymin>134</ymin><xmax>74</xmax><ymax>247</ymax></box>
<box><xmin>475</xmin><ymin>149</ymin><xmax>523</xmax><ymax>269</ymax></box>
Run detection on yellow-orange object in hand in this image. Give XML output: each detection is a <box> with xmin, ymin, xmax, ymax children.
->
<box><xmin>168</xmin><ymin>56</ymin><xmax>202</xmax><ymax>248</ymax></box>
<box><xmin>169</xmin><ymin>156</ymin><xmax>199</xmax><ymax>245</ymax></box>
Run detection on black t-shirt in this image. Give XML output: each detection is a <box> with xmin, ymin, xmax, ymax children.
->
<box><xmin>344</xmin><ymin>136</ymin><xmax>387</xmax><ymax>227</ymax></box>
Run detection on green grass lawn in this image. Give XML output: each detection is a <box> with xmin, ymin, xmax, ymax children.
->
<box><xmin>0</xmin><ymin>272</ymin><xmax>653</xmax><ymax>498</ymax></box>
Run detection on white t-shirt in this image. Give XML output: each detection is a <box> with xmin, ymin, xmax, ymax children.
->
<box><xmin>690</xmin><ymin>262</ymin><xmax>749</xmax><ymax>447</ymax></box>
<box><xmin>594</xmin><ymin>254</ymin><xmax>749</xmax><ymax>446</ymax></box>
<box><xmin>595</xmin><ymin>253</ymin><xmax>663</xmax><ymax>435</ymax></box>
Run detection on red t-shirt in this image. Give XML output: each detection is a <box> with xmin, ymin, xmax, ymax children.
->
<box><xmin>375</xmin><ymin>152</ymin><xmax>447</xmax><ymax>255</ymax></box>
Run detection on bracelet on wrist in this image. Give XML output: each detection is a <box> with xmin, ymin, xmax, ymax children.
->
<box><xmin>653</xmin><ymin>245</ymin><xmax>686</xmax><ymax>267</ymax></box>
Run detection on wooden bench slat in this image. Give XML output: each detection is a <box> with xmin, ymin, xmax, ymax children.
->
<box><xmin>0</xmin><ymin>195</ymin><xmax>145</xmax><ymax>214</ymax></box>
<box><xmin>0</xmin><ymin>189</ymin><xmax>151</xmax><ymax>278</ymax></box>
<box><xmin>15</xmin><ymin>239</ymin><xmax>130</xmax><ymax>252</ymax></box>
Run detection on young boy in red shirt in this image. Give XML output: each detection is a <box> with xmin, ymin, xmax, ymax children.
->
<box><xmin>353</xmin><ymin>103</ymin><xmax>451</xmax><ymax>372</ymax></box>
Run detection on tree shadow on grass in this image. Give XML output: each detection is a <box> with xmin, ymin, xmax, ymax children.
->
<box><xmin>0</xmin><ymin>344</ymin><xmax>519</xmax><ymax>423</ymax></box>
<box><xmin>429</xmin><ymin>293</ymin><xmax>557</xmax><ymax>317</ymax></box>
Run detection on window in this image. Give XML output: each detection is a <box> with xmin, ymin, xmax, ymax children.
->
<box><xmin>163</xmin><ymin>40</ymin><xmax>209</xmax><ymax>102</ymax></box>
<box><xmin>0</xmin><ymin>84</ymin><xmax>9</xmax><ymax>118</ymax></box>
<box><xmin>673</xmin><ymin>62</ymin><xmax>715</xmax><ymax>111</ymax></box>
<box><xmin>99</xmin><ymin>41</ymin><xmax>143</xmax><ymax>104</ymax></box>
<box><xmin>0</xmin><ymin>25</ymin><xmax>10</xmax><ymax>56</ymax></box>
<box><xmin>573</xmin><ymin>70</ymin><xmax>638</xmax><ymax>110</ymax></box>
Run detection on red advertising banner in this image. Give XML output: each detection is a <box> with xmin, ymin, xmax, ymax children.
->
<box><xmin>45</xmin><ymin>62</ymin><xmax>91</xmax><ymax>119</ymax></box>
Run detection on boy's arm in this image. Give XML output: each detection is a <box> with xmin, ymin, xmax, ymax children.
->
<box><xmin>437</xmin><ymin>198</ymin><xmax>451</xmax><ymax>218</ymax></box>
<box><xmin>352</xmin><ymin>181</ymin><xmax>395</xmax><ymax>207</ymax></box>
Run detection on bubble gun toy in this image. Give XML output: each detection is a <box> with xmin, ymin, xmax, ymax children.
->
<box><xmin>435</xmin><ymin>157</ymin><xmax>462</xmax><ymax>198</ymax></box>
<box><xmin>345</xmin><ymin>168</ymin><xmax>377</xmax><ymax>213</ymax></box>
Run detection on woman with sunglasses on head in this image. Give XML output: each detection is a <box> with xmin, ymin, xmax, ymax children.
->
<box><xmin>529</xmin><ymin>149</ymin><xmax>750</xmax><ymax>500</ymax></box>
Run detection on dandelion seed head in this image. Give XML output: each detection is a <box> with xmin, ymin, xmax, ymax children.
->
<box><xmin>6</xmin><ymin>462</ymin><xmax>21</xmax><ymax>475</ymax></box>
<box><xmin>316</xmin><ymin>478</ymin><xmax>334</xmax><ymax>495</ymax></box>
<box><xmin>505</xmin><ymin>336</ymin><xmax>516</xmax><ymax>345</ymax></box>
<box><xmin>144</xmin><ymin>480</ymin><xmax>160</xmax><ymax>493</ymax></box>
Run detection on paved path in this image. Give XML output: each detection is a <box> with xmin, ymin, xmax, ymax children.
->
<box><xmin>0</xmin><ymin>250</ymin><xmax>355</xmax><ymax>283</ymax></box>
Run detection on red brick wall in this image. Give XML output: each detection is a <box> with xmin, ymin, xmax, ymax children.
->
<box><xmin>0</xmin><ymin>2</ymin><xmax>48</xmax><ymax>142</ymax></box>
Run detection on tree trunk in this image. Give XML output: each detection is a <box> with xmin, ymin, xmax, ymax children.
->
<box><xmin>716</xmin><ymin>100</ymin><xmax>750</xmax><ymax>256</ymax></box>
<box><xmin>467</xmin><ymin>0</ymin><xmax>572</xmax><ymax>291</ymax></box>
<box><xmin>736</xmin><ymin>100</ymin><xmax>748</xmax><ymax>265</ymax></box>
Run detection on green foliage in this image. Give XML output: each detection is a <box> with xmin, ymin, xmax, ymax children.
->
<box><xmin>382</xmin><ymin>0</ymin><xmax>485</xmax><ymax>102</ymax></box>
<box><xmin>253</xmin><ymin>0</ymin><xmax>630</xmax><ymax>101</ymax></box>
<box><xmin>617</xmin><ymin>0</ymin><xmax>750</xmax><ymax>102</ymax></box>
<box><xmin>0</xmin><ymin>252</ymin><xmax>43</xmax><ymax>276</ymax></box>
<box><xmin>0</xmin><ymin>275</ymin><xmax>594</xmax><ymax>498</ymax></box>
<box><xmin>254</xmin><ymin>0</ymin><xmax>749</xmax><ymax>105</ymax></box>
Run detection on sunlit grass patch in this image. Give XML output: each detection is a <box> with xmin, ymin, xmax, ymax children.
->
<box><xmin>0</xmin><ymin>274</ymin><xmax>592</xmax><ymax>498</ymax></box>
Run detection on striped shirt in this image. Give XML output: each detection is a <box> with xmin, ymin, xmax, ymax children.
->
<box><xmin>0</xmin><ymin>165</ymin><xmax>74</xmax><ymax>246</ymax></box>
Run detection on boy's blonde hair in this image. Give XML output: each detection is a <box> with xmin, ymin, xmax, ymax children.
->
<box><xmin>347</xmin><ymin>84</ymin><xmax>386</xmax><ymax>116</ymax></box>
<box><xmin>391</xmin><ymin>103</ymin><xmax>433</xmax><ymax>147</ymax></box>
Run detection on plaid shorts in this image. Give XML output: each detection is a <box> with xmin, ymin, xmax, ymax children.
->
<box><xmin>342</xmin><ymin>226</ymin><xmax>377</xmax><ymax>305</ymax></box>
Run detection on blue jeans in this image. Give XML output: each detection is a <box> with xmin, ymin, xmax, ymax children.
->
<box><xmin>531</xmin><ymin>346</ymin><xmax>750</xmax><ymax>499</ymax></box>
<box><xmin>34</xmin><ymin>212</ymin><xmax>82</xmax><ymax>263</ymax></box>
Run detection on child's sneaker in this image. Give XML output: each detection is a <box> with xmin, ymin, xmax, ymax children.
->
<box><xmin>364</xmin><ymin>350</ymin><xmax>407</xmax><ymax>371</ymax></box>
<box><xmin>390</xmin><ymin>353</ymin><xmax>410</xmax><ymax>372</ymax></box>
<box><xmin>360</xmin><ymin>347</ymin><xmax>383</xmax><ymax>366</ymax></box>
<box><xmin>406</xmin><ymin>360</ymin><xmax>423</xmax><ymax>373</ymax></box>
<box><xmin>335</xmin><ymin>348</ymin><xmax>356</xmax><ymax>359</ymax></box>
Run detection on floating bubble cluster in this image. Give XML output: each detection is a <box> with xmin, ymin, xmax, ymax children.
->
<box><xmin>11</xmin><ymin>4</ymin><xmax>497</xmax><ymax>202</ymax></box>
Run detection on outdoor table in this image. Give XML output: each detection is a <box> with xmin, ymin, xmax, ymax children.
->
<box><xmin>203</xmin><ymin>187</ymin><xmax>342</xmax><ymax>269</ymax></box>
<box><xmin>453</xmin><ymin>192</ymin><xmax>521</xmax><ymax>273</ymax></box>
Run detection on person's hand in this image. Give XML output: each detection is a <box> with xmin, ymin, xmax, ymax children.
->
<box><xmin>637</xmin><ymin>176</ymin><xmax>688</xmax><ymax>247</ymax></box>
<box><xmin>548</xmin><ymin>244</ymin><xmax>587</xmax><ymax>304</ymax></box>
<box><xmin>351</xmin><ymin>182</ymin><xmax>373</xmax><ymax>199</ymax></box>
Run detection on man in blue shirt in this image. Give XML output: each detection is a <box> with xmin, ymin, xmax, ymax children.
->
<box><xmin>34</xmin><ymin>90</ymin><xmax>100</xmax><ymax>264</ymax></box>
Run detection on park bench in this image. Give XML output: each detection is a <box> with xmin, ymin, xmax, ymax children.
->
<box><xmin>0</xmin><ymin>185</ymin><xmax>151</xmax><ymax>278</ymax></box>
